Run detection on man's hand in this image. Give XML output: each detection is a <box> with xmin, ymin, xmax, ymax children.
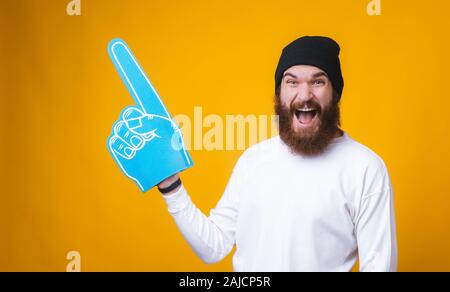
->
<box><xmin>107</xmin><ymin>39</ymin><xmax>193</xmax><ymax>192</ymax></box>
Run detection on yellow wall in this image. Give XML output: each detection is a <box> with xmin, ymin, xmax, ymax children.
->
<box><xmin>1</xmin><ymin>0</ymin><xmax>449</xmax><ymax>271</ymax></box>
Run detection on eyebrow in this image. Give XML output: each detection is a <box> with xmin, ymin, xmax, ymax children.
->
<box><xmin>283</xmin><ymin>72</ymin><xmax>298</xmax><ymax>79</ymax></box>
<box><xmin>312</xmin><ymin>72</ymin><xmax>328</xmax><ymax>79</ymax></box>
<box><xmin>282</xmin><ymin>71</ymin><xmax>329</xmax><ymax>80</ymax></box>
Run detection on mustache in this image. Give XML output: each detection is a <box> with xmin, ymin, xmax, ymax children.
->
<box><xmin>289</xmin><ymin>99</ymin><xmax>322</xmax><ymax>116</ymax></box>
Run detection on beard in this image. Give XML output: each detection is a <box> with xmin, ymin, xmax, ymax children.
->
<box><xmin>274</xmin><ymin>93</ymin><xmax>342</xmax><ymax>157</ymax></box>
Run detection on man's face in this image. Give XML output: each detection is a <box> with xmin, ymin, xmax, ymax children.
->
<box><xmin>275</xmin><ymin>65</ymin><xmax>341</xmax><ymax>156</ymax></box>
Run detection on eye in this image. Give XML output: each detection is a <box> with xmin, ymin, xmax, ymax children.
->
<box><xmin>313</xmin><ymin>79</ymin><xmax>325</xmax><ymax>86</ymax></box>
<box><xmin>286</xmin><ymin>79</ymin><xmax>297</xmax><ymax>85</ymax></box>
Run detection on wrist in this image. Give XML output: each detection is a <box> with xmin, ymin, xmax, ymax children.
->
<box><xmin>158</xmin><ymin>174</ymin><xmax>179</xmax><ymax>188</ymax></box>
<box><xmin>158</xmin><ymin>176</ymin><xmax>182</xmax><ymax>195</ymax></box>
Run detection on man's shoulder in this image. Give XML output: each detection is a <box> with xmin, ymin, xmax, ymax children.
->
<box><xmin>340</xmin><ymin>134</ymin><xmax>393</xmax><ymax>197</ymax></box>
<box><xmin>341</xmin><ymin>134</ymin><xmax>389</xmax><ymax>174</ymax></box>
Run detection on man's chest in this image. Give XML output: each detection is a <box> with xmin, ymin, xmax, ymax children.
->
<box><xmin>236</xmin><ymin>161</ymin><xmax>356</xmax><ymax>236</ymax></box>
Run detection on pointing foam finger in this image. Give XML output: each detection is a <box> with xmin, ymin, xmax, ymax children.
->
<box><xmin>108</xmin><ymin>39</ymin><xmax>171</xmax><ymax>118</ymax></box>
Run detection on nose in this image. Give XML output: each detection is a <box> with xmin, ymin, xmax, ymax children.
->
<box><xmin>294</xmin><ymin>83</ymin><xmax>314</xmax><ymax>103</ymax></box>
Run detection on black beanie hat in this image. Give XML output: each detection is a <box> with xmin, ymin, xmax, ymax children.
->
<box><xmin>275</xmin><ymin>36</ymin><xmax>344</xmax><ymax>101</ymax></box>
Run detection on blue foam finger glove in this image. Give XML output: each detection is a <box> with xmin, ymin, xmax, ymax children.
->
<box><xmin>107</xmin><ymin>39</ymin><xmax>193</xmax><ymax>192</ymax></box>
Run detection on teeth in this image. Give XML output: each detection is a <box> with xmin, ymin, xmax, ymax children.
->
<box><xmin>297</xmin><ymin>108</ymin><xmax>316</xmax><ymax>112</ymax></box>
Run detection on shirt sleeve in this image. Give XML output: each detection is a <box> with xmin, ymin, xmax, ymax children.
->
<box><xmin>162</xmin><ymin>155</ymin><xmax>247</xmax><ymax>264</ymax></box>
<box><xmin>354</xmin><ymin>169</ymin><xmax>398</xmax><ymax>272</ymax></box>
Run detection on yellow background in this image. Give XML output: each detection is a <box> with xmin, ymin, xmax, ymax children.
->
<box><xmin>1</xmin><ymin>0</ymin><xmax>449</xmax><ymax>271</ymax></box>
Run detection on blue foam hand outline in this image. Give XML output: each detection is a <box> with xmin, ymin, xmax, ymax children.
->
<box><xmin>107</xmin><ymin>39</ymin><xmax>193</xmax><ymax>192</ymax></box>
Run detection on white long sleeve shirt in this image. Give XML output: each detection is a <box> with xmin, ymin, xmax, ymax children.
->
<box><xmin>163</xmin><ymin>132</ymin><xmax>397</xmax><ymax>272</ymax></box>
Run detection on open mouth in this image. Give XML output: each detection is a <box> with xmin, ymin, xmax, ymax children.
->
<box><xmin>294</xmin><ymin>108</ymin><xmax>319</xmax><ymax>126</ymax></box>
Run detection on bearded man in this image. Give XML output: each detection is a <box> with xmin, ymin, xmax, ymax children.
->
<box><xmin>157</xmin><ymin>36</ymin><xmax>397</xmax><ymax>272</ymax></box>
